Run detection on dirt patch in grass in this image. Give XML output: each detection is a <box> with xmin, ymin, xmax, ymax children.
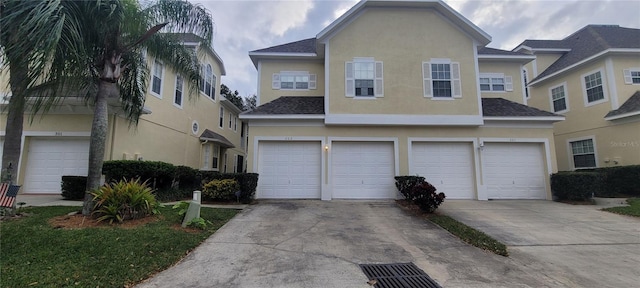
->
<box><xmin>48</xmin><ymin>213</ymin><xmax>160</xmax><ymax>229</ymax></box>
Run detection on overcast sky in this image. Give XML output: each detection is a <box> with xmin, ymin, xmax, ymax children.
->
<box><xmin>194</xmin><ymin>0</ymin><xmax>640</xmax><ymax>98</ymax></box>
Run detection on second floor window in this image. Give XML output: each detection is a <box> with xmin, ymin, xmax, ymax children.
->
<box><xmin>272</xmin><ymin>72</ymin><xmax>316</xmax><ymax>90</ymax></box>
<box><xmin>479</xmin><ymin>73</ymin><xmax>513</xmax><ymax>92</ymax></box>
<box><xmin>423</xmin><ymin>60</ymin><xmax>461</xmax><ymax>98</ymax></box>
<box><xmin>200</xmin><ymin>63</ymin><xmax>215</xmax><ymax>100</ymax></box>
<box><xmin>584</xmin><ymin>71</ymin><xmax>604</xmax><ymax>103</ymax></box>
<box><xmin>219</xmin><ymin>106</ymin><xmax>224</xmax><ymax>128</ymax></box>
<box><xmin>151</xmin><ymin>60</ymin><xmax>163</xmax><ymax>96</ymax></box>
<box><xmin>174</xmin><ymin>75</ymin><xmax>183</xmax><ymax>107</ymax></box>
<box><xmin>623</xmin><ymin>69</ymin><xmax>640</xmax><ymax>84</ymax></box>
<box><xmin>551</xmin><ymin>84</ymin><xmax>567</xmax><ymax>113</ymax></box>
<box><xmin>345</xmin><ymin>58</ymin><xmax>383</xmax><ymax>97</ymax></box>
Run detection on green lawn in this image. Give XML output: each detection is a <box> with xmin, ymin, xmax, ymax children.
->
<box><xmin>428</xmin><ymin>214</ymin><xmax>509</xmax><ymax>257</ymax></box>
<box><xmin>1</xmin><ymin>206</ymin><xmax>238</xmax><ymax>287</ymax></box>
<box><xmin>602</xmin><ymin>198</ymin><xmax>640</xmax><ymax>217</ymax></box>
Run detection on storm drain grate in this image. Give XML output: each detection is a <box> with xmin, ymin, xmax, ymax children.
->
<box><xmin>359</xmin><ymin>263</ymin><xmax>442</xmax><ymax>288</ymax></box>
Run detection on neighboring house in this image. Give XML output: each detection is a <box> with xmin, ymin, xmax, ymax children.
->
<box><xmin>0</xmin><ymin>33</ymin><xmax>247</xmax><ymax>194</ymax></box>
<box><xmin>240</xmin><ymin>0</ymin><xmax>563</xmax><ymax>201</ymax></box>
<box><xmin>515</xmin><ymin>25</ymin><xmax>640</xmax><ymax>171</ymax></box>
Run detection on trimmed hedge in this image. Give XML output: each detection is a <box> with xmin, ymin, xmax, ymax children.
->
<box><xmin>553</xmin><ymin>165</ymin><xmax>640</xmax><ymax>199</ymax></box>
<box><xmin>102</xmin><ymin>160</ymin><xmax>175</xmax><ymax>190</ymax></box>
<box><xmin>551</xmin><ymin>172</ymin><xmax>603</xmax><ymax>201</ymax></box>
<box><xmin>203</xmin><ymin>179</ymin><xmax>239</xmax><ymax>201</ymax></box>
<box><xmin>201</xmin><ymin>172</ymin><xmax>258</xmax><ymax>204</ymax></box>
<box><xmin>61</xmin><ymin>176</ymin><xmax>87</xmax><ymax>200</ymax></box>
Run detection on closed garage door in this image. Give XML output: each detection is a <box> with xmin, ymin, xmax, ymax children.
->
<box><xmin>483</xmin><ymin>143</ymin><xmax>546</xmax><ymax>199</ymax></box>
<box><xmin>24</xmin><ymin>138</ymin><xmax>89</xmax><ymax>193</ymax></box>
<box><xmin>411</xmin><ymin>142</ymin><xmax>475</xmax><ymax>199</ymax></box>
<box><xmin>332</xmin><ymin>142</ymin><xmax>395</xmax><ymax>199</ymax></box>
<box><xmin>258</xmin><ymin>141</ymin><xmax>321</xmax><ymax>199</ymax></box>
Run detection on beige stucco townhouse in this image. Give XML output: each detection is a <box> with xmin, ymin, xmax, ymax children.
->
<box><xmin>240</xmin><ymin>0</ymin><xmax>564</xmax><ymax>201</ymax></box>
<box><xmin>0</xmin><ymin>34</ymin><xmax>247</xmax><ymax>194</ymax></box>
<box><xmin>515</xmin><ymin>25</ymin><xmax>640</xmax><ymax>171</ymax></box>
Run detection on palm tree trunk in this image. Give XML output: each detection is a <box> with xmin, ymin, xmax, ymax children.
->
<box><xmin>82</xmin><ymin>80</ymin><xmax>115</xmax><ymax>216</ymax></box>
<box><xmin>2</xmin><ymin>61</ymin><xmax>28</xmax><ymax>184</ymax></box>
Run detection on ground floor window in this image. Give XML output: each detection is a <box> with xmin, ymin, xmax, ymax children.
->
<box><xmin>570</xmin><ymin>139</ymin><xmax>596</xmax><ymax>168</ymax></box>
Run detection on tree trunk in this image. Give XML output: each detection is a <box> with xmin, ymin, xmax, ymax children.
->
<box><xmin>2</xmin><ymin>60</ymin><xmax>28</xmax><ymax>184</ymax></box>
<box><xmin>82</xmin><ymin>80</ymin><xmax>116</xmax><ymax>216</ymax></box>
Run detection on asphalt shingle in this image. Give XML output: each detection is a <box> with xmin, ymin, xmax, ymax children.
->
<box><xmin>199</xmin><ymin>129</ymin><xmax>235</xmax><ymax>148</ymax></box>
<box><xmin>482</xmin><ymin>98</ymin><xmax>560</xmax><ymax>117</ymax></box>
<box><xmin>605</xmin><ymin>91</ymin><xmax>640</xmax><ymax>118</ymax></box>
<box><xmin>243</xmin><ymin>96</ymin><xmax>324</xmax><ymax>115</ymax></box>
<box><xmin>251</xmin><ymin>38</ymin><xmax>317</xmax><ymax>54</ymax></box>
<box><xmin>478</xmin><ymin>47</ymin><xmax>531</xmax><ymax>56</ymax></box>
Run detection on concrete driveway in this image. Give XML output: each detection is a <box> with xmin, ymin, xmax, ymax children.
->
<box><xmin>137</xmin><ymin>201</ymin><xmax>557</xmax><ymax>288</ymax></box>
<box><xmin>440</xmin><ymin>200</ymin><xmax>640</xmax><ymax>288</ymax></box>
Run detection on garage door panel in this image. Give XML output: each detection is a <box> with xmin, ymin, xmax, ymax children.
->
<box><xmin>24</xmin><ymin>138</ymin><xmax>90</xmax><ymax>193</ymax></box>
<box><xmin>258</xmin><ymin>142</ymin><xmax>321</xmax><ymax>199</ymax></box>
<box><xmin>411</xmin><ymin>142</ymin><xmax>475</xmax><ymax>199</ymax></box>
<box><xmin>484</xmin><ymin>143</ymin><xmax>546</xmax><ymax>199</ymax></box>
<box><xmin>332</xmin><ymin>142</ymin><xmax>395</xmax><ymax>199</ymax></box>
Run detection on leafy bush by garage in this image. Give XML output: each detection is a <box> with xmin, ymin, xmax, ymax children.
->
<box><xmin>201</xmin><ymin>172</ymin><xmax>258</xmax><ymax>204</ymax></box>
<box><xmin>551</xmin><ymin>172</ymin><xmax>603</xmax><ymax>201</ymax></box>
<box><xmin>61</xmin><ymin>176</ymin><xmax>87</xmax><ymax>200</ymax></box>
<box><xmin>394</xmin><ymin>176</ymin><xmax>446</xmax><ymax>213</ymax></box>
<box><xmin>202</xmin><ymin>179</ymin><xmax>239</xmax><ymax>201</ymax></box>
<box><xmin>91</xmin><ymin>179</ymin><xmax>160</xmax><ymax>223</ymax></box>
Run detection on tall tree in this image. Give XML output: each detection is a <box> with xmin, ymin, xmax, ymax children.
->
<box><xmin>220</xmin><ymin>83</ymin><xmax>244</xmax><ymax>110</ymax></box>
<box><xmin>1</xmin><ymin>0</ymin><xmax>214</xmax><ymax>215</ymax></box>
<box><xmin>244</xmin><ymin>94</ymin><xmax>257</xmax><ymax>111</ymax></box>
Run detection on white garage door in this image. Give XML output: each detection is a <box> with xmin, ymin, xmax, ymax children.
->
<box><xmin>24</xmin><ymin>138</ymin><xmax>89</xmax><ymax>193</ymax></box>
<box><xmin>257</xmin><ymin>141</ymin><xmax>321</xmax><ymax>199</ymax></box>
<box><xmin>332</xmin><ymin>142</ymin><xmax>395</xmax><ymax>199</ymax></box>
<box><xmin>411</xmin><ymin>142</ymin><xmax>475</xmax><ymax>199</ymax></box>
<box><xmin>483</xmin><ymin>143</ymin><xmax>546</xmax><ymax>199</ymax></box>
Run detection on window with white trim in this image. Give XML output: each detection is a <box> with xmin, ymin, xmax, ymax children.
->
<box><xmin>570</xmin><ymin>139</ymin><xmax>596</xmax><ymax>169</ymax></box>
<box><xmin>422</xmin><ymin>59</ymin><xmax>461</xmax><ymax>98</ymax></box>
<box><xmin>345</xmin><ymin>58</ymin><xmax>383</xmax><ymax>97</ymax></box>
<box><xmin>550</xmin><ymin>84</ymin><xmax>568</xmax><ymax>113</ymax></box>
<box><xmin>151</xmin><ymin>60</ymin><xmax>163</xmax><ymax>96</ymax></box>
<box><xmin>223</xmin><ymin>153</ymin><xmax>228</xmax><ymax>173</ymax></box>
<box><xmin>584</xmin><ymin>71</ymin><xmax>604</xmax><ymax>103</ymax></box>
<box><xmin>202</xmin><ymin>144</ymin><xmax>210</xmax><ymax>169</ymax></box>
<box><xmin>200</xmin><ymin>63</ymin><xmax>215</xmax><ymax>100</ymax></box>
<box><xmin>479</xmin><ymin>73</ymin><xmax>512</xmax><ymax>92</ymax></box>
<box><xmin>623</xmin><ymin>69</ymin><xmax>640</xmax><ymax>84</ymax></box>
<box><xmin>219</xmin><ymin>106</ymin><xmax>224</xmax><ymax>128</ymax></box>
<box><xmin>174</xmin><ymin>75</ymin><xmax>183</xmax><ymax>107</ymax></box>
<box><xmin>233</xmin><ymin>116</ymin><xmax>237</xmax><ymax>132</ymax></box>
<box><xmin>523</xmin><ymin>69</ymin><xmax>530</xmax><ymax>98</ymax></box>
<box><xmin>272</xmin><ymin>72</ymin><xmax>316</xmax><ymax>90</ymax></box>
<box><xmin>212</xmin><ymin>145</ymin><xmax>219</xmax><ymax>170</ymax></box>
<box><xmin>228</xmin><ymin>112</ymin><xmax>232</xmax><ymax>129</ymax></box>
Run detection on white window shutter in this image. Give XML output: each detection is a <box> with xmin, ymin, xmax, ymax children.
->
<box><xmin>423</xmin><ymin>62</ymin><xmax>432</xmax><ymax>97</ymax></box>
<box><xmin>623</xmin><ymin>69</ymin><xmax>632</xmax><ymax>84</ymax></box>
<box><xmin>505</xmin><ymin>75</ymin><xmax>513</xmax><ymax>91</ymax></box>
<box><xmin>451</xmin><ymin>62</ymin><xmax>462</xmax><ymax>98</ymax></box>
<box><xmin>309</xmin><ymin>74</ymin><xmax>317</xmax><ymax>89</ymax></box>
<box><xmin>375</xmin><ymin>61</ymin><xmax>384</xmax><ymax>97</ymax></box>
<box><xmin>272</xmin><ymin>73</ymin><xmax>280</xmax><ymax>89</ymax></box>
<box><xmin>345</xmin><ymin>62</ymin><xmax>354</xmax><ymax>97</ymax></box>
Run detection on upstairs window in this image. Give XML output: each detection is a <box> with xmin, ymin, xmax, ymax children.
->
<box><xmin>423</xmin><ymin>59</ymin><xmax>461</xmax><ymax>98</ymax></box>
<box><xmin>623</xmin><ymin>69</ymin><xmax>640</xmax><ymax>84</ymax></box>
<box><xmin>583</xmin><ymin>71</ymin><xmax>605</xmax><ymax>103</ymax></box>
<box><xmin>272</xmin><ymin>72</ymin><xmax>316</xmax><ymax>90</ymax></box>
<box><xmin>219</xmin><ymin>106</ymin><xmax>224</xmax><ymax>128</ymax></box>
<box><xmin>345</xmin><ymin>58</ymin><xmax>383</xmax><ymax>97</ymax></box>
<box><xmin>174</xmin><ymin>75</ymin><xmax>183</xmax><ymax>107</ymax></box>
<box><xmin>550</xmin><ymin>84</ymin><xmax>568</xmax><ymax>113</ymax></box>
<box><xmin>523</xmin><ymin>69</ymin><xmax>530</xmax><ymax>98</ymax></box>
<box><xmin>200</xmin><ymin>63</ymin><xmax>215</xmax><ymax>100</ymax></box>
<box><xmin>479</xmin><ymin>73</ymin><xmax>513</xmax><ymax>92</ymax></box>
<box><xmin>151</xmin><ymin>60</ymin><xmax>163</xmax><ymax>97</ymax></box>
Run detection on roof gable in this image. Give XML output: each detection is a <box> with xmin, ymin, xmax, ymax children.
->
<box><xmin>605</xmin><ymin>91</ymin><xmax>640</xmax><ymax>120</ymax></box>
<box><xmin>316</xmin><ymin>0</ymin><xmax>490</xmax><ymax>45</ymax></box>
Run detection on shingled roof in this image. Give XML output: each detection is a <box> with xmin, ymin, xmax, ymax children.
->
<box><xmin>518</xmin><ymin>25</ymin><xmax>640</xmax><ymax>83</ymax></box>
<box><xmin>605</xmin><ymin>91</ymin><xmax>640</xmax><ymax>119</ymax></box>
<box><xmin>478</xmin><ymin>47</ymin><xmax>530</xmax><ymax>56</ymax></box>
<box><xmin>199</xmin><ymin>129</ymin><xmax>235</xmax><ymax>148</ymax></box>
<box><xmin>251</xmin><ymin>38</ymin><xmax>317</xmax><ymax>54</ymax></box>
<box><xmin>243</xmin><ymin>96</ymin><xmax>324</xmax><ymax>115</ymax></box>
<box><xmin>482</xmin><ymin>98</ymin><xmax>560</xmax><ymax>117</ymax></box>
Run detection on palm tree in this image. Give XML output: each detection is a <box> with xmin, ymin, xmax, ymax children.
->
<box><xmin>1</xmin><ymin>0</ymin><xmax>214</xmax><ymax>215</ymax></box>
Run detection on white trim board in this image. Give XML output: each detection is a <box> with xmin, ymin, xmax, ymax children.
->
<box><xmin>325</xmin><ymin>114</ymin><xmax>483</xmax><ymax>125</ymax></box>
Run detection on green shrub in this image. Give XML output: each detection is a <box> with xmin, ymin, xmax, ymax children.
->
<box><xmin>202</xmin><ymin>179</ymin><xmax>240</xmax><ymax>201</ymax></box>
<box><xmin>201</xmin><ymin>173</ymin><xmax>258</xmax><ymax>204</ymax></box>
<box><xmin>410</xmin><ymin>181</ymin><xmax>446</xmax><ymax>213</ymax></box>
<box><xmin>174</xmin><ymin>165</ymin><xmax>200</xmax><ymax>190</ymax></box>
<box><xmin>395</xmin><ymin>176</ymin><xmax>426</xmax><ymax>200</ymax></box>
<box><xmin>600</xmin><ymin>165</ymin><xmax>640</xmax><ymax>197</ymax></box>
<box><xmin>102</xmin><ymin>160</ymin><xmax>176</xmax><ymax>190</ymax></box>
<box><xmin>61</xmin><ymin>176</ymin><xmax>87</xmax><ymax>200</ymax></box>
<box><xmin>91</xmin><ymin>179</ymin><xmax>160</xmax><ymax>223</ymax></box>
<box><xmin>551</xmin><ymin>172</ymin><xmax>603</xmax><ymax>201</ymax></box>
